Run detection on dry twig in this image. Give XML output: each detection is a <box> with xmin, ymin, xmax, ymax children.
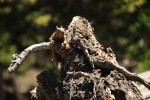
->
<box><xmin>8</xmin><ymin>42</ymin><xmax>54</xmax><ymax>72</ymax></box>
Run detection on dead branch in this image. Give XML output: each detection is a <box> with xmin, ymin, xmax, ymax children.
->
<box><xmin>93</xmin><ymin>59</ymin><xmax>150</xmax><ymax>90</ymax></box>
<box><xmin>8</xmin><ymin>42</ymin><xmax>54</xmax><ymax>72</ymax></box>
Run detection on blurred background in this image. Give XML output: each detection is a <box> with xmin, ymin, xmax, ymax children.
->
<box><xmin>0</xmin><ymin>0</ymin><xmax>150</xmax><ymax>100</ymax></box>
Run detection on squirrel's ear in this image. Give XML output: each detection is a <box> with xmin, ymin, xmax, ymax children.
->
<box><xmin>56</xmin><ymin>26</ymin><xmax>65</xmax><ymax>32</ymax></box>
<box><xmin>49</xmin><ymin>29</ymin><xmax>65</xmax><ymax>42</ymax></box>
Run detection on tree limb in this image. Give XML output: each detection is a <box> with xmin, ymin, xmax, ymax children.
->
<box><xmin>8</xmin><ymin>42</ymin><xmax>54</xmax><ymax>72</ymax></box>
<box><xmin>94</xmin><ymin>59</ymin><xmax>150</xmax><ymax>90</ymax></box>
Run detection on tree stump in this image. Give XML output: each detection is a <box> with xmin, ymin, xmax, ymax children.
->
<box><xmin>33</xmin><ymin>16</ymin><xmax>143</xmax><ymax>100</ymax></box>
<box><xmin>8</xmin><ymin>16</ymin><xmax>150</xmax><ymax>100</ymax></box>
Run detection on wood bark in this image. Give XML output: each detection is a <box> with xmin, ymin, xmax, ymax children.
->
<box><xmin>8</xmin><ymin>16</ymin><xmax>150</xmax><ymax>100</ymax></box>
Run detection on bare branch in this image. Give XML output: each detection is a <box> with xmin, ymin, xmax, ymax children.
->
<box><xmin>8</xmin><ymin>42</ymin><xmax>54</xmax><ymax>72</ymax></box>
<box><xmin>94</xmin><ymin>59</ymin><xmax>150</xmax><ymax>90</ymax></box>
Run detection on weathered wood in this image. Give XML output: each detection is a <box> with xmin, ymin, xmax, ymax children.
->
<box><xmin>34</xmin><ymin>16</ymin><xmax>145</xmax><ymax>100</ymax></box>
<box><xmin>8</xmin><ymin>16</ymin><xmax>150</xmax><ymax>99</ymax></box>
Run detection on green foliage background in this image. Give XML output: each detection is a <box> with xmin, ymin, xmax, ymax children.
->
<box><xmin>0</xmin><ymin>0</ymin><xmax>149</xmax><ymax>72</ymax></box>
